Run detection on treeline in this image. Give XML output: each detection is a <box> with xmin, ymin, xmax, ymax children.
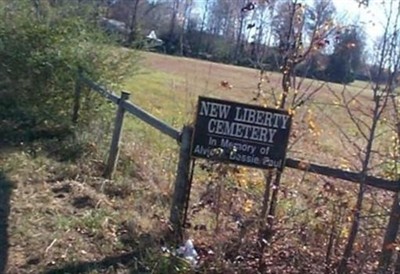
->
<box><xmin>102</xmin><ymin>0</ymin><xmax>392</xmax><ymax>84</ymax></box>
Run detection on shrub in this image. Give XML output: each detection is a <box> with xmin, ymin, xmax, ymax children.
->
<box><xmin>0</xmin><ymin>0</ymin><xmax>137</xmax><ymax>143</ymax></box>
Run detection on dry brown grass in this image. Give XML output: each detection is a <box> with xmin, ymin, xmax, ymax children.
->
<box><xmin>134</xmin><ymin>52</ymin><xmax>390</xmax><ymax>170</ymax></box>
<box><xmin>1</xmin><ymin>51</ymin><xmax>395</xmax><ymax>273</ymax></box>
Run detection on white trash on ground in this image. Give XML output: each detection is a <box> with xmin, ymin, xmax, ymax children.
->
<box><xmin>176</xmin><ymin>239</ymin><xmax>198</xmax><ymax>266</ymax></box>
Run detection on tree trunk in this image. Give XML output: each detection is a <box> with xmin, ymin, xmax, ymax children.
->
<box><xmin>179</xmin><ymin>0</ymin><xmax>192</xmax><ymax>56</ymax></box>
<box><xmin>264</xmin><ymin>0</ymin><xmax>297</xmax><ymax>247</ymax></box>
<box><xmin>337</xmin><ymin>94</ymin><xmax>381</xmax><ymax>273</ymax></box>
<box><xmin>377</xmin><ymin>192</ymin><xmax>400</xmax><ymax>273</ymax></box>
<box><xmin>127</xmin><ymin>0</ymin><xmax>140</xmax><ymax>45</ymax></box>
<box><xmin>167</xmin><ymin>0</ymin><xmax>180</xmax><ymax>53</ymax></box>
<box><xmin>233</xmin><ymin>12</ymin><xmax>245</xmax><ymax>63</ymax></box>
<box><xmin>337</xmin><ymin>183</ymin><xmax>365</xmax><ymax>274</ymax></box>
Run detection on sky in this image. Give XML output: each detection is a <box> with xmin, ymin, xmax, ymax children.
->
<box><xmin>332</xmin><ymin>0</ymin><xmax>387</xmax><ymax>41</ymax></box>
<box><xmin>191</xmin><ymin>0</ymin><xmax>388</xmax><ymax>40</ymax></box>
<box><xmin>189</xmin><ymin>0</ymin><xmax>391</xmax><ymax>52</ymax></box>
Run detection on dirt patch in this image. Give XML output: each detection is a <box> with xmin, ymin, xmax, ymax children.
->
<box><xmin>51</xmin><ymin>183</ymin><xmax>72</xmax><ymax>199</ymax></box>
<box><xmin>72</xmin><ymin>195</ymin><xmax>96</xmax><ymax>209</ymax></box>
<box><xmin>5</xmin><ymin>174</ymin><xmax>126</xmax><ymax>272</ymax></box>
<box><xmin>2</xmin><ymin>133</ymin><xmax>174</xmax><ymax>274</ymax></box>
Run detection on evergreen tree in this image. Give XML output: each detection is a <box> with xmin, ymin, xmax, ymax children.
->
<box><xmin>325</xmin><ymin>26</ymin><xmax>365</xmax><ymax>84</ymax></box>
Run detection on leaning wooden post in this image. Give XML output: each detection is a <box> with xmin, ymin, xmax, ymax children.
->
<box><xmin>103</xmin><ymin>91</ymin><xmax>130</xmax><ymax>179</ymax></box>
<box><xmin>72</xmin><ymin>68</ymin><xmax>82</xmax><ymax>124</ymax></box>
<box><xmin>170</xmin><ymin>125</ymin><xmax>193</xmax><ymax>240</ymax></box>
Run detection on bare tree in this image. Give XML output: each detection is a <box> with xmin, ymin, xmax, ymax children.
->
<box><xmin>127</xmin><ymin>0</ymin><xmax>140</xmax><ymax>44</ymax></box>
<box><xmin>263</xmin><ymin>0</ymin><xmax>336</xmax><ymax>225</ymax></box>
<box><xmin>374</xmin><ymin>1</ymin><xmax>400</xmax><ymax>271</ymax></box>
<box><xmin>334</xmin><ymin>0</ymin><xmax>400</xmax><ymax>272</ymax></box>
<box><xmin>208</xmin><ymin>0</ymin><xmax>235</xmax><ymax>38</ymax></box>
<box><xmin>255</xmin><ymin>1</ymin><xmax>338</xmax><ymax>269</ymax></box>
<box><xmin>199</xmin><ymin>0</ymin><xmax>209</xmax><ymax>34</ymax></box>
<box><xmin>179</xmin><ymin>0</ymin><xmax>193</xmax><ymax>55</ymax></box>
<box><xmin>166</xmin><ymin>0</ymin><xmax>180</xmax><ymax>52</ymax></box>
<box><xmin>251</xmin><ymin>0</ymin><xmax>277</xmax><ymax>66</ymax></box>
<box><xmin>233</xmin><ymin>0</ymin><xmax>245</xmax><ymax>62</ymax></box>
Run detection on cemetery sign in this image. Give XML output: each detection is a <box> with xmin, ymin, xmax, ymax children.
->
<box><xmin>191</xmin><ymin>96</ymin><xmax>292</xmax><ymax>170</ymax></box>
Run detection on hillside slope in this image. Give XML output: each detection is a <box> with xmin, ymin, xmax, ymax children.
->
<box><xmin>1</xmin><ymin>51</ymin><xmax>392</xmax><ymax>274</ymax></box>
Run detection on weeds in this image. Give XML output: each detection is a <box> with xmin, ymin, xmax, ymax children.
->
<box><xmin>2</xmin><ymin>47</ymin><xmax>398</xmax><ymax>273</ymax></box>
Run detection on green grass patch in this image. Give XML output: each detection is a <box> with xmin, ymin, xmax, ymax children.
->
<box><xmin>117</xmin><ymin>69</ymin><xmax>190</xmax><ymax>164</ymax></box>
<box><xmin>123</xmin><ymin>69</ymin><xmax>188</xmax><ymax>125</ymax></box>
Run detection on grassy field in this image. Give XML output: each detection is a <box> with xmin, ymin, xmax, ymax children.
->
<box><xmin>124</xmin><ymin>52</ymin><xmax>387</xmax><ymax>168</ymax></box>
<box><xmin>1</xmin><ymin>51</ymin><xmax>395</xmax><ymax>273</ymax></box>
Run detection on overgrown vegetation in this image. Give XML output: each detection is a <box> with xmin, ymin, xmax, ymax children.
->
<box><xmin>0</xmin><ymin>2</ymin><xmax>139</xmax><ymax>271</ymax></box>
<box><xmin>1</xmin><ymin>0</ymin><xmax>400</xmax><ymax>274</ymax></box>
<box><xmin>0</xmin><ymin>0</ymin><xmax>136</xmax><ymax>146</ymax></box>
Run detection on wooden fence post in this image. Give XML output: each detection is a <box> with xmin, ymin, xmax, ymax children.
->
<box><xmin>170</xmin><ymin>125</ymin><xmax>193</xmax><ymax>240</ymax></box>
<box><xmin>103</xmin><ymin>91</ymin><xmax>130</xmax><ymax>179</ymax></box>
<box><xmin>72</xmin><ymin>69</ymin><xmax>82</xmax><ymax>123</ymax></box>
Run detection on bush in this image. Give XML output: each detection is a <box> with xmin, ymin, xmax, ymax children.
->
<box><xmin>0</xmin><ymin>0</ymin><xmax>137</xmax><ymax>144</ymax></box>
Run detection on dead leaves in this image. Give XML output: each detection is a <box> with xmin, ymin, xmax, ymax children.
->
<box><xmin>220</xmin><ymin>80</ymin><xmax>233</xmax><ymax>89</ymax></box>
